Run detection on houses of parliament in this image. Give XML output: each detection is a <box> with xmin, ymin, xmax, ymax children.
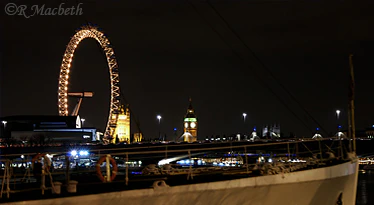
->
<box><xmin>114</xmin><ymin>98</ymin><xmax>198</xmax><ymax>143</ymax></box>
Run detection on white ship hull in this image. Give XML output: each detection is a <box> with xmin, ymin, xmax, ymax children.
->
<box><xmin>6</xmin><ymin>159</ymin><xmax>359</xmax><ymax>205</ymax></box>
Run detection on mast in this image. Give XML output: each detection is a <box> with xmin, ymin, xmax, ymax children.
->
<box><xmin>348</xmin><ymin>54</ymin><xmax>356</xmax><ymax>153</ymax></box>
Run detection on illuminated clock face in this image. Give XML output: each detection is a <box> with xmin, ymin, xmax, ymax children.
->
<box><xmin>184</xmin><ymin>122</ymin><xmax>189</xmax><ymax>128</ymax></box>
<box><xmin>190</xmin><ymin>122</ymin><xmax>196</xmax><ymax>128</ymax></box>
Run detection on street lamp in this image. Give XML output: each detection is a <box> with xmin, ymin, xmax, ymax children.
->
<box><xmin>157</xmin><ymin>115</ymin><xmax>162</xmax><ymax>140</ymax></box>
<box><xmin>1</xmin><ymin>121</ymin><xmax>7</xmax><ymax>138</ymax></box>
<box><xmin>242</xmin><ymin>113</ymin><xmax>247</xmax><ymax>122</ymax></box>
<box><xmin>336</xmin><ymin>110</ymin><xmax>341</xmax><ymax>131</ymax></box>
<box><xmin>241</xmin><ymin>113</ymin><xmax>247</xmax><ymax>139</ymax></box>
<box><xmin>81</xmin><ymin>118</ymin><xmax>85</xmax><ymax>127</ymax></box>
<box><xmin>336</xmin><ymin>110</ymin><xmax>340</xmax><ymax>120</ymax></box>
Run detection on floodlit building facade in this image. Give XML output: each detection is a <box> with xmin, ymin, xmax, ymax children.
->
<box><xmin>113</xmin><ymin>105</ymin><xmax>130</xmax><ymax>143</ymax></box>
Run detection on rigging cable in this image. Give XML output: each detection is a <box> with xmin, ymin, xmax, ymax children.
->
<box><xmin>207</xmin><ymin>0</ymin><xmax>327</xmax><ymax>133</ymax></box>
<box><xmin>205</xmin><ymin>0</ymin><xmax>327</xmax><ymax>135</ymax></box>
<box><xmin>188</xmin><ymin>1</ymin><xmax>314</xmax><ymax>134</ymax></box>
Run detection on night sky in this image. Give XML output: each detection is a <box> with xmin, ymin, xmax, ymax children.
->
<box><xmin>1</xmin><ymin>0</ymin><xmax>374</xmax><ymax>140</ymax></box>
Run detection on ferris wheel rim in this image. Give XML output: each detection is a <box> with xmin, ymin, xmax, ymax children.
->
<box><xmin>57</xmin><ymin>25</ymin><xmax>120</xmax><ymax>140</ymax></box>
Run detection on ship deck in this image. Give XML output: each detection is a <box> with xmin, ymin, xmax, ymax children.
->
<box><xmin>0</xmin><ymin>138</ymin><xmax>356</xmax><ymax>203</ymax></box>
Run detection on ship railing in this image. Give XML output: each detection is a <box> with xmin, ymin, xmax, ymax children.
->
<box><xmin>0</xmin><ymin>159</ymin><xmax>11</xmax><ymax>199</ymax></box>
<box><xmin>0</xmin><ymin>138</ymin><xmax>347</xmax><ymax>198</ymax></box>
<box><xmin>0</xmin><ymin>137</ymin><xmax>343</xmax><ymax>153</ymax></box>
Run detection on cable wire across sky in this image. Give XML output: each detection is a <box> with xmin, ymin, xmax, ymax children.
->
<box><xmin>187</xmin><ymin>0</ymin><xmax>335</xmax><ymax>136</ymax></box>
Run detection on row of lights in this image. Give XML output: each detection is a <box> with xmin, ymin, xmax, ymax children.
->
<box><xmin>0</xmin><ymin>109</ymin><xmax>369</xmax><ymax>137</ymax></box>
<box><xmin>156</xmin><ymin>113</ymin><xmax>248</xmax><ymax>122</ymax></box>
<box><xmin>70</xmin><ymin>150</ymin><xmax>89</xmax><ymax>157</ymax></box>
<box><xmin>58</xmin><ymin>30</ymin><xmax>94</xmax><ymax>116</ymax></box>
<box><xmin>155</xmin><ymin>110</ymin><xmax>342</xmax><ymax>131</ymax></box>
<box><xmin>0</xmin><ymin>119</ymin><xmax>86</xmax><ymax>127</ymax></box>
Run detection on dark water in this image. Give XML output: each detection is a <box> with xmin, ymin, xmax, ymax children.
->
<box><xmin>356</xmin><ymin>171</ymin><xmax>374</xmax><ymax>205</ymax></box>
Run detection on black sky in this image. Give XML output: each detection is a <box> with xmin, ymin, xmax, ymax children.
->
<box><xmin>1</xmin><ymin>0</ymin><xmax>374</xmax><ymax>139</ymax></box>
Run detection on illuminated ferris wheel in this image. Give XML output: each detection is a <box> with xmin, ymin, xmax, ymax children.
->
<box><xmin>57</xmin><ymin>25</ymin><xmax>121</xmax><ymax>140</ymax></box>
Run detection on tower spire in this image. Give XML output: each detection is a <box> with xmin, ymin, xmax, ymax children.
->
<box><xmin>188</xmin><ymin>97</ymin><xmax>193</xmax><ymax>110</ymax></box>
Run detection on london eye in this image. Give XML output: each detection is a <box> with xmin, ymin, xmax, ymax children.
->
<box><xmin>57</xmin><ymin>25</ymin><xmax>120</xmax><ymax>141</ymax></box>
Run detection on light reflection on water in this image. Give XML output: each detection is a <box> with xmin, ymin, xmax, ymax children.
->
<box><xmin>356</xmin><ymin>171</ymin><xmax>374</xmax><ymax>205</ymax></box>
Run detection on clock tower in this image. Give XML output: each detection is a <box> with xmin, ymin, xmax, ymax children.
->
<box><xmin>183</xmin><ymin>98</ymin><xmax>198</xmax><ymax>142</ymax></box>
